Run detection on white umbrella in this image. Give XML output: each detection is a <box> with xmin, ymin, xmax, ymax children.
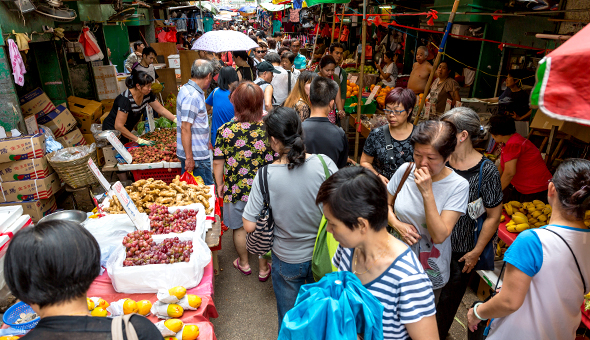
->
<box><xmin>191</xmin><ymin>30</ymin><xmax>259</xmax><ymax>53</ymax></box>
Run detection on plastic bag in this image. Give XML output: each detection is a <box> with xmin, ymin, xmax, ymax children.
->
<box><xmin>38</xmin><ymin>124</ymin><xmax>64</xmax><ymax>153</ymax></box>
<box><xmin>179</xmin><ymin>171</ymin><xmax>204</xmax><ymax>186</ymax></box>
<box><xmin>49</xmin><ymin>143</ymin><xmax>96</xmax><ymax>162</ymax></box>
<box><xmin>83</xmin><ymin>214</ymin><xmax>138</xmax><ymax>265</ymax></box>
<box><xmin>154</xmin><ymin>320</ymin><xmax>177</xmax><ymax>337</ymax></box>
<box><xmin>150</xmin><ymin>301</ymin><xmax>179</xmax><ymax>320</ymax></box>
<box><xmin>157</xmin><ymin>288</ymin><xmax>180</xmax><ymax>304</ymax></box>
<box><xmin>278</xmin><ymin>272</ymin><xmax>384</xmax><ymax>340</ymax></box>
<box><xmin>106</xmin><ymin>298</ymin><xmax>126</xmax><ymax>317</ymax></box>
<box><xmin>106</xmin><ymin>233</ymin><xmax>211</xmax><ymax>294</ymax></box>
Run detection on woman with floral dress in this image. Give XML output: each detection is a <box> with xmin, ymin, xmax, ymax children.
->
<box><xmin>213</xmin><ymin>82</ymin><xmax>275</xmax><ymax>281</ymax></box>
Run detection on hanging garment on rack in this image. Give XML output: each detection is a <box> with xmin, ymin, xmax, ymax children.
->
<box><xmin>7</xmin><ymin>39</ymin><xmax>26</xmax><ymax>86</ymax></box>
<box><xmin>321</xmin><ymin>24</ymin><xmax>331</xmax><ymax>38</ymax></box>
<box><xmin>78</xmin><ymin>27</ymin><xmax>103</xmax><ymax>62</ymax></box>
<box><xmin>290</xmin><ymin>9</ymin><xmax>300</xmax><ymax>22</ymax></box>
<box><xmin>293</xmin><ymin>0</ymin><xmax>304</xmax><ymax>9</ymax></box>
<box><xmin>203</xmin><ymin>16</ymin><xmax>212</xmax><ymax>32</ymax></box>
<box><xmin>340</xmin><ymin>26</ymin><xmax>349</xmax><ymax>42</ymax></box>
<box><xmin>272</xmin><ymin>20</ymin><xmax>282</xmax><ymax>35</ymax></box>
<box><xmin>157</xmin><ymin>29</ymin><xmax>167</xmax><ymax>42</ymax></box>
<box><xmin>11</xmin><ymin>31</ymin><xmax>31</xmax><ymax>53</ymax></box>
<box><xmin>177</xmin><ymin>13</ymin><xmax>188</xmax><ymax>32</ymax></box>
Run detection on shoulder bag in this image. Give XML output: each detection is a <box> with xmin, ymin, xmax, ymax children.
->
<box><xmin>473</xmin><ymin>159</ymin><xmax>496</xmax><ymax>271</ymax></box>
<box><xmin>387</xmin><ymin>162</ymin><xmax>414</xmax><ymax>235</ymax></box>
<box><xmin>381</xmin><ymin>125</ymin><xmax>398</xmax><ymax>166</ymax></box>
<box><xmin>111</xmin><ymin>314</ymin><xmax>139</xmax><ymax>340</ymax></box>
<box><xmin>246</xmin><ymin>165</ymin><xmax>275</xmax><ymax>256</ymax></box>
<box><xmin>311</xmin><ymin>155</ymin><xmax>339</xmax><ymax>282</ymax></box>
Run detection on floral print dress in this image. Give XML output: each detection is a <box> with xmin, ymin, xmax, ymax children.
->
<box><xmin>213</xmin><ymin>121</ymin><xmax>275</xmax><ymax>203</ymax></box>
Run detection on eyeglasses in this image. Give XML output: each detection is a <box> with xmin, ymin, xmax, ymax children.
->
<box><xmin>256</xmin><ymin>50</ymin><xmax>268</xmax><ymax>54</ymax></box>
<box><xmin>383</xmin><ymin>109</ymin><xmax>406</xmax><ymax>116</ymax></box>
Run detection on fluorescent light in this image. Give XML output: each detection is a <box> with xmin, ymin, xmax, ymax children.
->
<box><xmin>379</xmin><ymin>5</ymin><xmax>395</xmax><ymax>9</ymax></box>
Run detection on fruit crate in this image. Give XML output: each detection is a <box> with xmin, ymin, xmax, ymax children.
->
<box><xmin>131</xmin><ymin>168</ymin><xmax>181</xmax><ymax>184</ymax></box>
<box><xmin>344</xmin><ymin>97</ymin><xmax>377</xmax><ymax>115</ymax></box>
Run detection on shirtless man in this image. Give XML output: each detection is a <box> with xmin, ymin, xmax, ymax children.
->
<box><xmin>408</xmin><ymin>46</ymin><xmax>433</xmax><ymax>94</ymax></box>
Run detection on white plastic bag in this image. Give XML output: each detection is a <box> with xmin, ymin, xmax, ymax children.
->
<box><xmin>156</xmin><ymin>288</ymin><xmax>180</xmax><ymax>304</ymax></box>
<box><xmin>106</xmin><ymin>298</ymin><xmax>126</xmax><ymax>317</ymax></box>
<box><xmin>154</xmin><ymin>320</ymin><xmax>177</xmax><ymax>337</ymax></box>
<box><xmin>83</xmin><ymin>214</ymin><xmax>139</xmax><ymax>265</ymax></box>
<box><xmin>106</xmin><ymin>233</ymin><xmax>211</xmax><ymax>294</ymax></box>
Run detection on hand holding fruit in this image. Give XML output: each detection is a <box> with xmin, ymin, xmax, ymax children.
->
<box><xmin>137</xmin><ymin>137</ymin><xmax>155</xmax><ymax>146</ymax></box>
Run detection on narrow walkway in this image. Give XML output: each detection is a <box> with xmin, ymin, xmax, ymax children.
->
<box><xmin>211</xmin><ymin>231</ymin><xmax>476</xmax><ymax>340</ymax></box>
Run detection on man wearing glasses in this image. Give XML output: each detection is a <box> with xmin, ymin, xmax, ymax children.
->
<box><xmin>253</xmin><ymin>42</ymin><xmax>268</xmax><ymax>68</ymax></box>
<box><xmin>291</xmin><ymin>40</ymin><xmax>307</xmax><ymax>71</ymax></box>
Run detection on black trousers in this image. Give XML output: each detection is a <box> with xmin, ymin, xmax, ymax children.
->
<box><xmin>436</xmin><ymin>251</ymin><xmax>474</xmax><ymax>339</ymax></box>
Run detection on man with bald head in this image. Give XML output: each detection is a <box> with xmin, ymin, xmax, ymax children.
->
<box><xmin>408</xmin><ymin>46</ymin><xmax>433</xmax><ymax>95</ymax></box>
<box><xmin>177</xmin><ymin>59</ymin><xmax>215</xmax><ymax>184</ymax></box>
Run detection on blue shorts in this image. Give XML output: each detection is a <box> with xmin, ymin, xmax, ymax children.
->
<box><xmin>222</xmin><ymin>200</ymin><xmax>247</xmax><ymax>230</ymax></box>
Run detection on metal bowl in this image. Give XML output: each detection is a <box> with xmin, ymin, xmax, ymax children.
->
<box><xmin>38</xmin><ymin>210</ymin><xmax>87</xmax><ymax>225</ymax></box>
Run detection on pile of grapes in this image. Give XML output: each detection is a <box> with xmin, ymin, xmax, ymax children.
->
<box><xmin>122</xmin><ymin>230</ymin><xmax>194</xmax><ymax>267</ymax></box>
<box><xmin>149</xmin><ymin>204</ymin><xmax>197</xmax><ymax>234</ymax></box>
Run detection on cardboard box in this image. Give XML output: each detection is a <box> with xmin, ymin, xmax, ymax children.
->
<box><xmin>93</xmin><ymin>66</ymin><xmax>119</xmax><ymax>100</ymax></box>
<box><xmin>0</xmin><ymin>172</ymin><xmax>60</xmax><ymax>202</ymax></box>
<box><xmin>100</xmin><ymin>112</ymin><xmax>109</xmax><ymax>124</ymax></box>
<box><xmin>530</xmin><ymin>110</ymin><xmax>590</xmax><ymax>143</ymax></box>
<box><xmin>105</xmin><ymin>132</ymin><xmax>132</xmax><ymax>164</ymax></box>
<box><xmin>57</xmin><ymin>128</ymin><xmax>86</xmax><ymax>148</ymax></box>
<box><xmin>0</xmin><ymin>157</ymin><xmax>53</xmax><ymax>182</ymax></box>
<box><xmin>96</xmin><ymin>147</ymin><xmax>105</xmax><ymax>166</ymax></box>
<box><xmin>36</xmin><ymin>104</ymin><xmax>78</xmax><ymax>137</ymax></box>
<box><xmin>0</xmin><ymin>197</ymin><xmax>57</xmax><ymax>222</ymax></box>
<box><xmin>67</xmin><ymin>96</ymin><xmax>103</xmax><ymax>134</ymax></box>
<box><xmin>0</xmin><ymin>134</ymin><xmax>45</xmax><ymax>164</ymax></box>
<box><xmin>82</xmin><ymin>133</ymin><xmax>96</xmax><ymax>145</ymax></box>
<box><xmin>24</xmin><ymin>114</ymin><xmax>39</xmax><ymax>135</ymax></box>
<box><xmin>102</xmin><ymin>146</ymin><xmax>118</xmax><ymax>165</ymax></box>
<box><xmin>19</xmin><ymin>88</ymin><xmax>56</xmax><ymax>117</ymax></box>
<box><xmin>101</xmin><ymin>99</ymin><xmax>115</xmax><ymax>115</ymax></box>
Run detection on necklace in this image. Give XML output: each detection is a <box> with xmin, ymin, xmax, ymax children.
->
<box><xmin>352</xmin><ymin>238</ymin><xmax>391</xmax><ymax>275</ymax></box>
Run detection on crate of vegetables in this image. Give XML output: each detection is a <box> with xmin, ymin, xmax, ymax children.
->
<box><xmin>118</xmin><ymin>128</ymin><xmax>178</xmax><ymax>170</ymax></box>
<box><xmin>106</xmin><ymin>230</ymin><xmax>211</xmax><ymax>293</ymax></box>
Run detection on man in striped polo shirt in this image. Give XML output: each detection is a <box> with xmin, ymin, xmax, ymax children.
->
<box><xmin>177</xmin><ymin>59</ymin><xmax>215</xmax><ymax>185</ymax></box>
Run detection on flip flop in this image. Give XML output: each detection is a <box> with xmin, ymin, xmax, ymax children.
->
<box><xmin>233</xmin><ymin>258</ymin><xmax>252</xmax><ymax>275</ymax></box>
<box><xmin>259</xmin><ymin>264</ymin><xmax>271</xmax><ymax>282</ymax></box>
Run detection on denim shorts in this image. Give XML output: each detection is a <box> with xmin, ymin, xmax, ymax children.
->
<box><xmin>222</xmin><ymin>200</ymin><xmax>247</xmax><ymax>230</ymax></box>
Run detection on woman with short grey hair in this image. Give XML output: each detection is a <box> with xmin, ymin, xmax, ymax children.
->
<box><xmin>436</xmin><ymin>107</ymin><xmax>504</xmax><ymax>339</ymax></box>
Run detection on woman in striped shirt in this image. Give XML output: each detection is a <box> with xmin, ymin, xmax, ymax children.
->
<box><xmin>316</xmin><ymin>166</ymin><xmax>438</xmax><ymax>340</ymax></box>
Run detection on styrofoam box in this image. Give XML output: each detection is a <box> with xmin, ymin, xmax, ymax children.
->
<box><xmin>167</xmin><ymin>55</ymin><xmax>180</xmax><ymax>69</ymax></box>
<box><xmin>0</xmin><ymin>206</ymin><xmax>23</xmax><ymax>232</ymax></box>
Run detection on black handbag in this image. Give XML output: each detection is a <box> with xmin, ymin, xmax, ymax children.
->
<box><xmin>246</xmin><ymin>165</ymin><xmax>275</xmax><ymax>256</ymax></box>
<box><xmin>474</xmin><ymin>159</ymin><xmax>496</xmax><ymax>271</ymax></box>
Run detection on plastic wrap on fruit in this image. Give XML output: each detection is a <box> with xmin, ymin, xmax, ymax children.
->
<box><xmin>151</xmin><ymin>301</ymin><xmax>184</xmax><ymax>320</ymax></box>
<box><xmin>157</xmin><ymin>288</ymin><xmax>180</xmax><ymax>304</ymax></box>
<box><xmin>155</xmin><ymin>320</ymin><xmax>178</xmax><ymax>337</ymax></box>
<box><xmin>89</xmin><ymin>297</ymin><xmax>110</xmax><ymax>310</ymax></box>
<box><xmin>177</xmin><ymin>325</ymin><xmax>200</xmax><ymax>340</ymax></box>
<box><xmin>106</xmin><ymin>298</ymin><xmax>126</xmax><ymax>317</ymax></box>
<box><xmin>178</xmin><ymin>295</ymin><xmax>202</xmax><ymax>311</ymax></box>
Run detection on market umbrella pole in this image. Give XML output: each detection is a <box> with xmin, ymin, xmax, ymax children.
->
<box><xmin>413</xmin><ymin>0</ymin><xmax>460</xmax><ymax>125</ymax></box>
<box><xmin>338</xmin><ymin>5</ymin><xmax>346</xmax><ymax>36</ymax></box>
<box><xmin>309</xmin><ymin>4</ymin><xmax>324</xmax><ymax>68</ymax></box>
<box><xmin>354</xmin><ymin>0</ymin><xmax>367</xmax><ymax>162</ymax></box>
<box><xmin>330</xmin><ymin>4</ymin><xmax>337</xmax><ymax>45</ymax></box>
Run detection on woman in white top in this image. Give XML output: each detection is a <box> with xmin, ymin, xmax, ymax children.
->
<box><xmin>376</xmin><ymin>51</ymin><xmax>398</xmax><ymax>87</ymax></box>
<box><xmin>387</xmin><ymin>120</ymin><xmax>469</xmax><ymax>302</ymax></box>
<box><xmin>467</xmin><ymin>158</ymin><xmax>590</xmax><ymax>340</ymax></box>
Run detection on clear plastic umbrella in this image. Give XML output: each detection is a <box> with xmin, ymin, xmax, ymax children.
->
<box><xmin>191</xmin><ymin>30</ymin><xmax>259</xmax><ymax>53</ymax></box>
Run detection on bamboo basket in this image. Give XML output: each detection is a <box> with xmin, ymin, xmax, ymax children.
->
<box><xmin>47</xmin><ymin>149</ymin><xmax>99</xmax><ymax>189</ymax></box>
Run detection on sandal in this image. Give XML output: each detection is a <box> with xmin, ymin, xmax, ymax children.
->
<box><xmin>233</xmin><ymin>258</ymin><xmax>252</xmax><ymax>275</ymax></box>
<box><xmin>259</xmin><ymin>264</ymin><xmax>271</xmax><ymax>282</ymax></box>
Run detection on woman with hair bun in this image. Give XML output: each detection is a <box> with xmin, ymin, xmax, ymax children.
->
<box><xmin>102</xmin><ymin>69</ymin><xmax>176</xmax><ymax>144</ymax></box>
<box><xmin>361</xmin><ymin>87</ymin><xmax>416</xmax><ymax>184</ymax></box>
<box><xmin>467</xmin><ymin>158</ymin><xmax>590</xmax><ymax>340</ymax></box>
<box><xmin>213</xmin><ymin>82</ymin><xmax>275</xmax><ymax>282</ymax></box>
<box><xmin>387</xmin><ymin>120</ymin><xmax>469</xmax><ymax>302</ymax></box>
<box><xmin>437</xmin><ymin>107</ymin><xmax>503</xmax><ymax>339</ymax></box>
<box><xmin>242</xmin><ymin>107</ymin><xmax>338</xmax><ymax>330</ymax></box>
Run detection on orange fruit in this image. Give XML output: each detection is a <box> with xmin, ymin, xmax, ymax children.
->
<box><xmin>91</xmin><ymin>307</ymin><xmax>108</xmax><ymax>317</ymax></box>
<box><xmin>181</xmin><ymin>325</ymin><xmax>200</xmax><ymax>340</ymax></box>
<box><xmin>187</xmin><ymin>295</ymin><xmax>202</xmax><ymax>309</ymax></box>
<box><xmin>169</xmin><ymin>286</ymin><xmax>187</xmax><ymax>300</ymax></box>
<box><xmin>87</xmin><ymin>298</ymin><xmax>95</xmax><ymax>311</ymax></box>
<box><xmin>164</xmin><ymin>318</ymin><xmax>184</xmax><ymax>333</ymax></box>
<box><xmin>123</xmin><ymin>299</ymin><xmax>138</xmax><ymax>315</ymax></box>
<box><xmin>137</xmin><ymin>300</ymin><xmax>152</xmax><ymax>316</ymax></box>
<box><xmin>167</xmin><ymin>303</ymin><xmax>184</xmax><ymax>318</ymax></box>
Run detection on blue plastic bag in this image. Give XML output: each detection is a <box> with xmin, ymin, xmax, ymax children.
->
<box><xmin>278</xmin><ymin>271</ymin><xmax>384</xmax><ymax>340</ymax></box>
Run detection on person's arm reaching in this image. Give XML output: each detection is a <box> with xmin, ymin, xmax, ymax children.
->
<box><xmin>114</xmin><ymin>111</ymin><xmax>138</xmax><ymax>142</ymax></box>
<box><xmin>500</xmin><ymin>159</ymin><xmax>517</xmax><ymax>190</ymax></box>
<box><xmin>149</xmin><ymin>100</ymin><xmax>177</xmax><ymax>123</ymax></box>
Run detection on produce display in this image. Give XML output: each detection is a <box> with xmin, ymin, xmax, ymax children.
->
<box><xmin>121</xmin><ymin>230</ymin><xmax>194</xmax><ymax>266</ymax></box>
<box><xmin>346</xmin><ymin>80</ymin><xmax>359</xmax><ymax>98</ymax></box>
<box><xmin>130</xmin><ymin>144</ymin><xmax>178</xmax><ymax>163</ymax></box>
<box><xmin>503</xmin><ymin>200</ymin><xmax>552</xmax><ymax>232</ymax></box>
<box><xmin>105</xmin><ymin>176</ymin><xmax>213</xmax><ymax>214</ymax></box>
<box><xmin>496</xmin><ymin>239</ymin><xmax>508</xmax><ymax>258</ymax></box>
<box><xmin>149</xmin><ymin>204</ymin><xmax>198</xmax><ymax>234</ymax></box>
<box><xmin>371</xmin><ymin>85</ymin><xmax>394</xmax><ymax>109</ymax></box>
<box><xmin>137</xmin><ymin>117</ymin><xmax>176</xmax><ymax>135</ymax></box>
<box><xmin>363</xmin><ymin>65</ymin><xmax>377</xmax><ymax>75</ymax></box>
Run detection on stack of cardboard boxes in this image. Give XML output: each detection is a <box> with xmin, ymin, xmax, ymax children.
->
<box><xmin>0</xmin><ymin>134</ymin><xmax>59</xmax><ymax>222</ymax></box>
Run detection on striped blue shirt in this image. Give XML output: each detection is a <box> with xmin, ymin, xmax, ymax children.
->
<box><xmin>176</xmin><ymin>80</ymin><xmax>210</xmax><ymax>160</ymax></box>
<box><xmin>332</xmin><ymin>245</ymin><xmax>436</xmax><ymax>340</ymax></box>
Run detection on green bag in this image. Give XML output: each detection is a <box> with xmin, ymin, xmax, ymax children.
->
<box><xmin>311</xmin><ymin>155</ymin><xmax>340</xmax><ymax>282</ymax></box>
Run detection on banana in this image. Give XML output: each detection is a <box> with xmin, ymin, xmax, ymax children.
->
<box><xmin>496</xmin><ymin>244</ymin><xmax>502</xmax><ymax>257</ymax></box>
<box><xmin>532</xmin><ymin>211</ymin><xmax>542</xmax><ymax>218</ymax></box>
<box><xmin>535</xmin><ymin>204</ymin><xmax>546</xmax><ymax>210</ymax></box>
<box><xmin>585</xmin><ymin>220</ymin><xmax>590</xmax><ymax>227</ymax></box>
<box><xmin>528</xmin><ymin>218</ymin><xmax>539</xmax><ymax>224</ymax></box>
<box><xmin>506</xmin><ymin>220</ymin><xmax>516</xmax><ymax>227</ymax></box>
<box><xmin>543</xmin><ymin>206</ymin><xmax>552</xmax><ymax>215</ymax></box>
<box><xmin>585</xmin><ymin>210</ymin><xmax>590</xmax><ymax>220</ymax></box>
<box><xmin>527</xmin><ymin>206</ymin><xmax>538</xmax><ymax>213</ymax></box>
<box><xmin>506</xmin><ymin>224</ymin><xmax>517</xmax><ymax>232</ymax></box>
<box><xmin>513</xmin><ymin>212</ymin><xmax>527</xmax><ymax>218</ymax></box>
<box><xmin>509</xmin><ymin>201</ymin><xmax>522</xmax><ymax>208</ymax></box>
<box><xmin>504</xmin><ymin>204</ymin><xmax>513</xmax><ymax>216</ymax></box>
<box><xmin>500</xmin><ymin>215</ymin><xmax>505</xmax><ymax>222</ymax></box>
<box><xmin>519</xmin><ymin>208</ymin><xmax>526</xmax><ymax>214</ymax></box>
<box><xmin>527</xmin><ymin>213</ymin><xmax>533</xmax><ymax>219</ymax></box>
<box><xmin>538</xmin><ymin>214</ymin><xmax>547</xmax><ymax>222</ymax></box>
<box><xmin>512</xmin><ymin>215</ymin><xmax>528</xmax><ymax>224</ymax></box>
<box><xmin>534</xmin><ymin>222</ymin><xmax>544</xmax><ymax>228</ymax></box>
<box><xmin>533</xmin><ymin>200</ymin><xmax>544</xmax><ymax>206</ymax></box>
<box><xmin>515</xmin><ymin>223</ymin><xmax>531</xmax><ymax>232</ymax></box>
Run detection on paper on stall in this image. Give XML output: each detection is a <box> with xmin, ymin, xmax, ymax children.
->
<box><xmin>112</xmin><ymin>181</ymin><xmax>148</xmax><ymax>230</ymax></box>
<box><xmin>106</xmin><ymin>233</ymin><xmax>211</xmax><ymax>294</ymax></box>
<box><xmin>0</xmin><ymin>206</ymin><xmax>23</xmax><ymax>232</ymax></box>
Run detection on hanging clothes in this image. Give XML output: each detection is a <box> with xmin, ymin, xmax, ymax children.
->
<box><xmin>293</xmin><ymin>0</ymin><xmax>304</xmax><ymax>9</ymax></box>
<box><xmin>203</xmin><ymin>16</ymin><xmax>213</xmax><ymax>32</ymax></box>
<box><xmin>340</xmin><ymin>26</ymin><xmax>349</xmax><ymax>42</ymax></box>
<box><xmin>7</xmin><ymin>39</ymin><xmax>26</xmax><ymax>86</ymax></box>
<box><xmin>78</xmin><ymin>27</ymin><xmax>103</xmax><ymax>62</ymax></box>
<box><xmin>11</xmin><ymin>31</ymin><xmax>31</xmax><ymax>53</ymax></box>
<box><xmin>290</xmin><ymin>9</ymin><xmax>300</xmax><ymax>22</ymax></box>
<box><xmin>177</xmin><ymin>13</ymin><xmax>188</xmax><ymax>32</ymax></box>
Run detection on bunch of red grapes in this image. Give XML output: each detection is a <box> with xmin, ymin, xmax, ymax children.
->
<box><xmin>122</xmin><ymin>230</ymin><xmax>194</xmax><ymax>267</ymax></box>
<box><xmin>149</xmin><ymin>204</ymin><xmax>198</xmax><ymax>234</ymax></box>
